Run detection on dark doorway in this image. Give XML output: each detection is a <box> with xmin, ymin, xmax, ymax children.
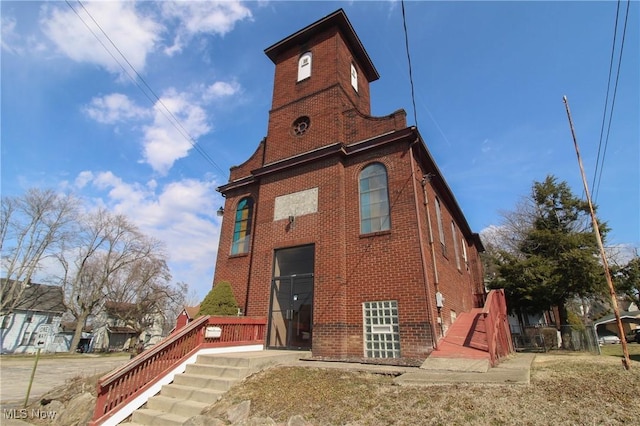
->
<box><xmin>268</xmin><ymin>245</ymin><xmax>314</xmax><ymax>350</ymax></box>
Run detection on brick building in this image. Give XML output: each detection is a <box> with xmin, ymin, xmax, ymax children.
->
<box><xmin>211</xmin><ymin>9</ymin><xmax>485</xmax><ymax>362</ymax></box>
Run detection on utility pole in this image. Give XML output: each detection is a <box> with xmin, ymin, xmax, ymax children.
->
<box><xmin>563</xmin><ymin>95</ymin><xmax>631</xmax><ymax>370</ymax></box>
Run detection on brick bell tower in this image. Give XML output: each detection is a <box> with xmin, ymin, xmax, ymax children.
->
<box><xmin>261</xmin><ymin>9</ymin><xmax>379</xmax><ymax>164</ymax></box>
<box><xmin>212</xmin><ymin>9</ymin><xmax>485</xmax><ymax>362</ymax></box>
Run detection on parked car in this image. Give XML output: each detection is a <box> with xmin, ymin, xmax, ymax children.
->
<box><xmin>598</xmin><ymin>331</ymin><xmax>621</xmax><ymax>345</ymax></box>
<box><xmin>625</xmin><ymin>329</ymin><xmax>640</xmax><ymax>344</ymax></box>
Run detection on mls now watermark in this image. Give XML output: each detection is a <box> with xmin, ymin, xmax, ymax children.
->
<box><xmin>3</xmin><ymin>408</ymin><xmax>58</xmax><ymax>420</ymax></box>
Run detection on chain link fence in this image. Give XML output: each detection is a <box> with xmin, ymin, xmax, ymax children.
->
<box><xmin>511</xmin><ymin>325</ymin><xmax>600</xmax><ymax>354</ymax></box>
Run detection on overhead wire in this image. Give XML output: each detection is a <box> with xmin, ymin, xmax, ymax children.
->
<box><xmin>593</xmin><ymin>0</ymin><xmax>631</xmax><ymax>202</ymax></box>
<box><xmin>592</xmin><ymin>0</ymin><xmax>621</xmax><ymax>197</ymax></box>
<box><xmin>65</xmin><ymin>0</ymin><xmax>227</xmax><ymax>178</ymax></box>
<box><xmin>401</xmin><ymin>0</ymin><xmax>419</xmax><ymax>129</ymax></box>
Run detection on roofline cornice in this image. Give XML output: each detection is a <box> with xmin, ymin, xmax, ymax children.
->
<box><xmin>217</xmin><ymin>127</ymin><xmax>484</xmax><ymax>247</ymax></box>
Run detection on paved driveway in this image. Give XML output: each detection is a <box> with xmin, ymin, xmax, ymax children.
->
<box><xmin>0</xmin><ymin>354</ymin><xmax>130</xmax><ymax>407</ymax></box>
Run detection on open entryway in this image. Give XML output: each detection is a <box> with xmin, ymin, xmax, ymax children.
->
<box><xmin>268</xmin><ymin>245</ymin><xmax>314</xmax><ymax>350</ymax></box>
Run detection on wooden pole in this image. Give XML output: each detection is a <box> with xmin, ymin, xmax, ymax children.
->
<box><xmin>562</xmin><ymin>95</ymin><xmax>631</xmax><ymax>370</ymax></box>
<box><xmin>24</xmin><ymin>348</ymin><xmax>42</xmax><ymax>407</ymax></box>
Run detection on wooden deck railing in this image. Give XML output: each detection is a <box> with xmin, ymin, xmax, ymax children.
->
<box><xmin>482</xmin><ymin>289</ymin><xmax>514</xmax><ymax>366</ymax></box>
<box><xmin>90</xmin><ymin>315</ymin><xmax>266</xmax><ymax>425</ymax></box>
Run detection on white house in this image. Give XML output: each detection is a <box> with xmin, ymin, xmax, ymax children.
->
<box><xmin>1</xmin><ymin>280</ymin><xmax>67</xmax><ymax>354</ymax></box>
<box><xmin>91</xmin><ymin>301</ymin><xmax>165</xmax><ymax>352</ymax></box>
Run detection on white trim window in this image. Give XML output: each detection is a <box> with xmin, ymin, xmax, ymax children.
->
<box><xmin>435</xmin><ymin>197</ymin><xmax>446</xmax><ymax>256</ymax></box>
<box><xmin>350</xmin><ymin>63</ymin><xmax>358</xmax><ymax>92</ymax></box>
<box><xmin>359</xmin><ymin>163</ymin><xmax>390</xmax><ymax>234</ymax></box>
<box><xmin>297</xmin><ymin>52</ymin><xmax>312</xmax><ymax>82</ymax></box>
<box><xmin>452</xmin><ymin>221</ymin><xmax>461</xmax><ymax>270</ymax></box>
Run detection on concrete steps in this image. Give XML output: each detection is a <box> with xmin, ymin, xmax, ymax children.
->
<box><xmin>123</xmin><ymin>350</ymin><xmax>310</xmax><ymax>425</ymax></box>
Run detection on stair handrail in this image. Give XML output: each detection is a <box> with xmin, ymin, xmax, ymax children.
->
<box><xmin>90</xmin><ymin>315</ymin><xmax>267</xmax><ymax>425</ymax></box>
<box><xmin>481</xmin><ymin>289</ymin><xmax>514</xmax><ymax>365</ymax></box>
<box><xmin>90</xmin><ymin>315</ymin><xmax>209</xmax><ymax>425</ymax></box>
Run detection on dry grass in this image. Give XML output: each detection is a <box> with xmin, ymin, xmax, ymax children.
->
<box><xmin>218</xmin><ymin>351</ymin><xmax>640</xmax><ymax>425</ymax></box>
<box><xmin>24</xmin><ymin>347</ymin><xmax>640</xmax><ymax>425</ymax></box>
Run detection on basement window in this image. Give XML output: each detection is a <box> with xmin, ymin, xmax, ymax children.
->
<box><xmin>363</xmin><ymin>300</ymin><xmax>400</xmax><ymax>358</ymax></box>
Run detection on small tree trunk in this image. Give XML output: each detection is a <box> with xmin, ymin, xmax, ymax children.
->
<box><xmin>69</xmin><ymin>311</ymin><xmax>89</xmax><ymax>353</ymax></box>
<box><xmin>558</xmin><ymin>303</ymin><xmax>573</xmax><ymax>350</ymax></box>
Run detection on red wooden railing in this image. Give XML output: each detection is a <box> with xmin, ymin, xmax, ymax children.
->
<box><xmin>482</xmin><ymin>289</ymin><xmax>514</xmax><ymax>366</ymax></box>
<box><xmin>90</xmin><ymin>316</ymin><xmax>266</xmax><ymax>426</ymax></box>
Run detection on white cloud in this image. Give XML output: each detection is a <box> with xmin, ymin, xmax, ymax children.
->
<box><xmin>203</xmin><ymin>81</ymin><xmax>241</xmax><ymax>102</ymax></box>
<box><xmin>161</xmin><ymin>1</ymin><xmax>252</xmax><ymax>55</ymax></box>
<box><xmin>142</xmin><ymin>89</ymin><xmax>211</xmax><ymax>175</ymax></box>
<box><xmin>77</xmin><ymin>170</ymin><xmax>223</xmax><ymax>297</ymax></box>
<box><xmin>1</xmin><ymin>16</ymin><xmax>21</xmax><ymax>54</ymax></box>
<box><xmin>74</xmin><ymin>171</ymin><xmax>94</xmax><ymax>189</ymax></box>
<box><xmin>83</xmin><ymin>93</ymin><xmax>149</xmax><ymax>124</ymax></box>
<box><xmin>40</xmin><ymin>2</ymin><xmax>161</xmax><ymax>74</ymax></box>
<box><xmin>82</xmin><ymin>83</ymin><xmax>240</xmax><ymax>175</ymax></box>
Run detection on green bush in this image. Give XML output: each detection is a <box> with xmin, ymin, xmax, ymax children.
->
<box><xmin>198</xmin><ymin>281</ymin><xmax>239</xmax><ymax>316</ymax></box>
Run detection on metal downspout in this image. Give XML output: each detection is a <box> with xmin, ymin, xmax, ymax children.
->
<box><xmin>409</xmin><ymin>141</ymin><xmax>438</xmax><ymax>350</ymax></box>
<box><xmin>421</xmin><ymin>174</ymin><xmax>442</xmax><ymax>336</ymax></box>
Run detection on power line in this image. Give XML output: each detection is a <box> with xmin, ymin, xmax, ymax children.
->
<box><xmin>401</xmin><ymin>0</ymin><xmax>419</xmax><ymax>129</ymax></box>
<box><xmin>65</xmin><ymin>0</ymin><xmax>227</xmax><ymax>178</ymax></box>
<box><xmin>593</xmin><ymin>0</ymin><xmax>631</xmax><ymax>202</ymax></box>
<box><xmin>592</xmin><ymin>0</ymin><xmax>620</xmax><ymax>196</ymax></box>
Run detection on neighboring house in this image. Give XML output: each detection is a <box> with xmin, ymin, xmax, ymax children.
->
<box><xmin>91</xmin><ymin>302</ymin><xmax>165</xmax><ymax>352</ymax></box>
<box><xmin>0</xmin><ymin>280</ymin><xmax>66</xmax><ymax>354</ymax></box>
<box><xmin>211</xmin><ymin>10</ymin><xmax>486</xmax><ymax>362</ymax></box>
<box><xmin>174</xmin><ymin>305</ymin><xmax>200</xmax><ymax>332</ymax></box>
<box><xmin>507</xmin><ymin>306</ymin><xmax>561</xmax><ymax>335</ymax></box>
<box><xmin>59</xmin><ymin>321</ymin><xmax>93</xmax><ymax>353</ymax></box>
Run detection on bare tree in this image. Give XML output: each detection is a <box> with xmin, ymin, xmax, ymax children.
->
<box><xmin>1</xmin><ymin>189</ymin><xmax>77</xmax><ymax>313</ymax></box>
<box><xmin>57</xmin><ymin>208</ymin><xmax>161</xmax><ymax>353</ymax></box>
<box><xmin>105</xmin><ymin>255</ymin><xmax>187</xmax><ymax>340</ymax></box>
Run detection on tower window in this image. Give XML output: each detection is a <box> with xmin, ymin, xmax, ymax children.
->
<box><xmin>359</xmin><ymin>163</ymin><xmax>390</xmax><ymax>234</ymax></box>
<box><xmin>292</xmin><ymin>116</ymin><xmax>310</xmax><ymax>136</ymax></box>
<box><xmin>350</xmin><ymin>63</ymin><xmax>358</xmax><ymax>92</ymax></box>
<box><xmin>231</xmin><ymin>197</ymin><xmax>253</xmax><ymax>255</ymax></box>
<box><xmin>297</xmin><ymin>52</ymin><xmax>312</xmax><ymax>82</ymax></box>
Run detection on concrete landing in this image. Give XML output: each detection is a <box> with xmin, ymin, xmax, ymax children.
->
<box><xmin>420</xmin><ymin>356</ymin><xmax>491</xmax><ymax>373</ymax></box>
<box><xmin>284</xmin><ymin>353</ymin><xmax>534</xmax><ymax>385</ymax></box>
<box><xmin>394</xmin><ymin>353</ymin><xmax>535</xmax><ymax>386</ymax></box>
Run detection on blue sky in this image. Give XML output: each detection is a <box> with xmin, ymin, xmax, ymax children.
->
<box><xmin>2</xmin><ymin>1</ymin><xmax>638</xmax><ymax>300</ymax></box>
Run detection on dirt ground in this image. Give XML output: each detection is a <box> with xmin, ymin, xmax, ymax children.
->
<box><xmin>24</xmin><ymin>350</ymin><xmax>640</xmax><ymax>425</ymax></box>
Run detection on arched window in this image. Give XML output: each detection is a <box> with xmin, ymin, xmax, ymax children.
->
<box><xmin>350</xmin><ymin>63</ymin><xmax>358</xmax><ymax>92</ymax></box>
<box><xmin>359</xmin><ymin>163</ymin><xmax>390</xmax><ymax>234</ymax></box>
<box><xmin>297</xmin><ymin>52</ymin><xmax>312</xmax><ymax>82</ymax></box>
<box><xmin>231</xmin><ymin>197</ymin><xmax>253</xmax><ymax>255</ymax></box>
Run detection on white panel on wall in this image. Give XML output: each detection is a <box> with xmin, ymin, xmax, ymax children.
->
<box><xmin>274</xmin><ymin>187</ymin><xmax>318</xmax><ymax>221</ymax></box>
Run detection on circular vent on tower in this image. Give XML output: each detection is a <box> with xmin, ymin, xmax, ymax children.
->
<box><xmin>292</xmin><ymin>116</ymin><xmax>310</xmax><ymax>136</ymax></box>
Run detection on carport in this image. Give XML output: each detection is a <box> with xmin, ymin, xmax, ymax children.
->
<box><xmin>593</xmin><ymin>310</ymin><xmax>640</xmax><ymax>348</ymax></box>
